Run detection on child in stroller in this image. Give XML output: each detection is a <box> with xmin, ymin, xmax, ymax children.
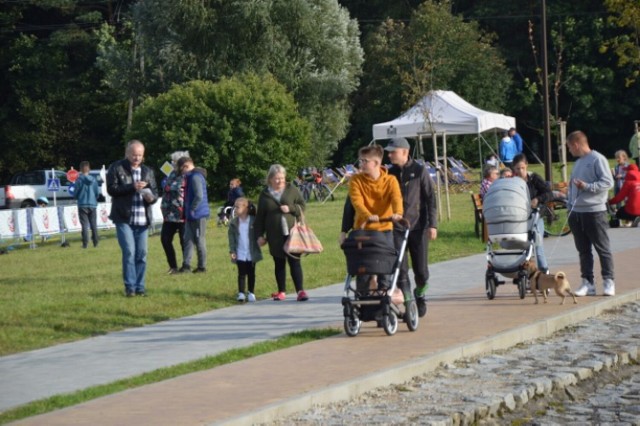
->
<box><xmin>483</xmin><ymin>177</ymin><xmax>541</xmax><ymax>300</ymax></box>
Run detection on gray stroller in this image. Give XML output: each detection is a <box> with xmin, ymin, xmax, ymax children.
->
<box><xmin>483</xmin><ymin>178</ymin><xmax>540</xmax><ymax>300</ymax></box>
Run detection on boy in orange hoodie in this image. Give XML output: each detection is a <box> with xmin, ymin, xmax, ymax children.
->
<box><xmin>348</xmin><ymin>144</ymin><xmax>403</xmax><ymax>289</ymax></box>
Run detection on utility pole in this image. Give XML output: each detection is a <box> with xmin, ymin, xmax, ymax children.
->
<box><xmin>541</xmin><ymin>0</ymin><xmax>553</xmax><ymax>183</ymax></box>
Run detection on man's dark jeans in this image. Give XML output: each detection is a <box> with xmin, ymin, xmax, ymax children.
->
<box><xmin>568</xmin><ymin>211</ymin><xmax>614</xmax><ymax>282</ymax></box>
<box><xmin>78</xmin><ymin>207</ymin><xmax>98</xmax><ymax>248</ymax></box>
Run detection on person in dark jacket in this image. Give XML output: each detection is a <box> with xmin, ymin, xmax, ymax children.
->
<box><xmin>74</xmin><ymin>161</ymin><xmax>100</xmax><ymax>248</ymax></box>
<box><xmin>385</xmin><ymin>138</ymin><xmax>438</xmax><ymax>318</ymax></box>
<box><xmin>512</xmin><ymin>153</ymin><xmax>552</xmax><ymax>273</ymax></box>
<box><xmin>160</xmin><ymin>150</ymin><xmax>189</xmax><ymax>274</ymax></box>
<box><xmin>254</xmin><ymin>164</ymin><xmax>308</xmax><ymax>302</ymax></box>
<box><xmin>177</xmin><ymin>157</ymin><xmax>210</xmax><ymax>273</ymax></box>
<box><xmin>106</xmin><ymin>140</ymin><xmax>158</xmax><ymax>297</ymax></box>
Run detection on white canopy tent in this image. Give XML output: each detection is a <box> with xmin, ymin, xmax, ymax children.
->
<box><xmin>372</xmin><ymin>90</ymin><xmax>516</xmax><ymax>219</ymax></box>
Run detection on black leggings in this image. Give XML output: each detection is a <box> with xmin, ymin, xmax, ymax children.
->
<box><xmin>273</xmin><ymin>256</ymin><xmax>304</xmax><ymax>293</ymax></box>
<box><xmin>160</xmin><ymin>222</ymin><xmax>185</xmax><ymax>269</ymax></box>
<box><xmin>236</xmin><ymin>260</ymin><xmax>256</xmax><ymax>294</ymax></box>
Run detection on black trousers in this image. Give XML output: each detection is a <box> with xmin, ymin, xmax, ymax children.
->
<box><xmin>273</xmin><ymin>256</ymin><xmax>303</xmax><ymax>293</ymax></box>
<box><xmin>236</xmin><ymin>260</ymin><xmax>256</xmax><ymax>294</ymax></box>
<box><xmin>615</xmin><ymin>207</ymin><xmax>639</xmax><ymax>222</ymax></box>
<box><xmin>160</xmin><ymin>221</ymin><xmax>185</xmax><ymax>269</ymax></box>
<box><xmin>393</xmin><ymin>228</ymin><xmax>430</xmax><ymax>293</ymax></box>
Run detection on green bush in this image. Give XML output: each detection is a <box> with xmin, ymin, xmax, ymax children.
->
<box><xmin>127</xmin><ymin>73</ymin><xmax>312</xmax><ymax>195</ymax></box>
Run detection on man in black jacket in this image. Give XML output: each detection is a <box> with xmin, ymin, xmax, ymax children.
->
<box><xmin>385</xmin><ymin>138</ymin><xmax>438</xmax><ymax>317</ymax></box>
<box><xmin>107</xmin><ymin>140</ymin><xmax>158</xmax><ymax>297</ymax></box>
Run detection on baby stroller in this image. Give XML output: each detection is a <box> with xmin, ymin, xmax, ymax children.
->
<box><xmin>340</xmin><ymin>218</ymin><xmax>419</xmax><ymax>336</ymax></box>
<box><xmin>483</xmin><ymin>178</ymin><xmax>541</xmax><ymax>300</ymax></box>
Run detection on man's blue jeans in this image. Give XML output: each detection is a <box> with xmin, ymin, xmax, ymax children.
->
<box><xmin>116</xmin><ymin>223</ymin><xmax>149</xmax><ymax>294</ymax></box>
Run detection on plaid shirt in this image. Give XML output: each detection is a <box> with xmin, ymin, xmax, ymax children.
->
<box><xmin>130</xmin><ymin>168</ymin><xmax>147</xmax><ymax>226</ymax></box>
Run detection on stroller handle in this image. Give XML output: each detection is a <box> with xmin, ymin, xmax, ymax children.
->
<box><xmin>362</xmin><ymin>217</ymin><xmax>411</xmax><ymax>230</ymax></box>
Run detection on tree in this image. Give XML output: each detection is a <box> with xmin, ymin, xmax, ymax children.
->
<box><xmin>603</xmin><ymin>0</ymin><xmax>640</xmax><ymax>87</ymax></box>
<box><xmin>102</xmin><ymin>0</ymin><xmax>363</xmax><ymax>166</ymax></box>
<box><xmin>456</xmin><ymin>0</ymin><xmax>640</xmax><ymax>158</ymax></box>
<box><xmin>0</xmin><ymin>1</ymin><xmax>126</xmax><ymax>181</ymax></box>
<box><xmin>344</xmin><ymin>0</ymin><xmax>512</xmax><ymax>163</ymax></box>
<box><xmin>127</xmin><ymin>74</ymin><xmax>312</xmax><ymax>195</ymax></box>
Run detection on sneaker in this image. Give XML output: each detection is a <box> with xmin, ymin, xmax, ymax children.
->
<box><xmin>575</xmin><ymin>278</ymin><xmax>596</xmax><ymax>296</ymax></box>
<box><xmin>603</xmin><ymin>278</ymin><xmax>616</xmax><ymax>296</ymax></box>
<box><xmin>272</xmin><ymin>292</ymin><xmax>286</xmax><ymax>301</ymax></box>
<box><xmin>237</xmin><ymin>292</ymin><xmax>246</xmax><ymax>302</ymax></box>
<box><xmin>297</xmin><ymin>290</ymin><xmax>309</xmax><ymax>302</ymax></box>
<box><xmin>247</xmin><ymin>292</ymin><xmax>256</xmax><ymax>302</ymax></box>
<box><xmin>125</xmin><ymin>290</ymin><xmax>135</xmax><ymax>298</ymax></box>
<box><xmin>167</xmin><ymin>268</ymin><xmax>178</xmax><ymax>275</ymax></box>
<box><xmin>178</xmin><ymin>266</ymin><xmax>191</xmax><ymax>274</ymax></box>
<box><xmin>633</xmin><ymin>217</ymin><xmax>640</xmax><ymax>228</ymax></box>
<box><xmin>414</xmin><ymin>284</ymin><xmax>428</xmax><ymax>318</ymax></box>
<box><xmin>135</xmin><ymin>291</ymin><xmax>146</xmax><ymax>297</ymax></box>
<box><xmin>193</xmin><ymin>267</ymin><xmax>207</xmax><ymax>274</ymax></box>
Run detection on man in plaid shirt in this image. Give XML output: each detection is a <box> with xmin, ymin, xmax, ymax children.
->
<box><xmin>107</xmin><ymin>140</ymin><xmax>159</xmax><ymax>297</ymax></box>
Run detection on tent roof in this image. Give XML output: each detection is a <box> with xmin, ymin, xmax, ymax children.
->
<box><xmin>372</xmin><ymin>90</ymin><xmax>516</xmax><ymax>140</ymax></box>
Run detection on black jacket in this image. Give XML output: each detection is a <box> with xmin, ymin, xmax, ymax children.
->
<box><xmin>525</xmin><ymin>172</ymin><xmax>553</xmax><ymax>205</ymax></box>
<box><xmin>388</xmin><ymin>159</ymin><xmax>438</xmax><ymax>231</ymax></box>
<box><xmin>106</xmin><ymin>159</ymin><xmax>158</xmax><ymax>225</ymax></box>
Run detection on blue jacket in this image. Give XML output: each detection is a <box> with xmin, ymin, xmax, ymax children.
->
<box><xmin>499</xmin><ymin>137</ymin><xmax>518</xmax><ymax>163</ymax></box>
<box><xmin>512</xmin><ymin>132</ymin><xmax>524</xmax><ymax>154</ymax></box>
<box><xmin>184</xmin><ymin>168</ymin><xmax>210</xmax><ymax>221</ymax></box>
<box><xmin>74</xmin><ymin>173</ymin><xmax>100</xmax><ymax>208</ymax></box>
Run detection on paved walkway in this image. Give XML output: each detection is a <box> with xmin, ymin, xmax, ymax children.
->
<box><xmin>2</xmin><ymin>229</ymin><xmax>640</xmax><ymax>425</ymax></box>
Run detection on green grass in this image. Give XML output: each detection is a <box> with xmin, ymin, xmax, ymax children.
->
<box><xmin>0</xmin><ymin>184</ymin><xmax>487</xmax><ymax>356</ymax></box>
<box><xmin>0</xmin><ymin>328</ymin><xmax>340</xmax><ymax>424</ymax></box>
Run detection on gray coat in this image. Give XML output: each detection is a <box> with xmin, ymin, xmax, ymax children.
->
<box><xmin>254</xmin><ymin>184</ymin><xmax>305</xmax><ymax>258</ymax></box>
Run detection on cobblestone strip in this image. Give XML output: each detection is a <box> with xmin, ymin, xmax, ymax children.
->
<box><xmin>268</xmin><ymin>301</ymin><xmax>640</xmax><ymax>426</ymax></box>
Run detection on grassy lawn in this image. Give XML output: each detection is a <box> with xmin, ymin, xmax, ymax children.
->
<box><xmin>0</xmin><ymin>182</ymin><xmax>489</xmax><ymax>356</ymax></box>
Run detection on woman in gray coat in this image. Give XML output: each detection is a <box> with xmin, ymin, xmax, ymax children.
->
<box><xmin>255</xmin><ymin>164</ymin><xmax>308</xmax><ymax>302</ymax></box>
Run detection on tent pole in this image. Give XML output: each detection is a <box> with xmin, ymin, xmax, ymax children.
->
<box><xmin>432</xmin><ymin>133</ymin><xmax>442</xmax><ymax>221</ymax></box>
<box><xmin>443</xmin><ymin>132</ymin><xmax>451</xmax><ymax>220</ymax></box>
<box><xmin>478</xmin><ymin>135</ymin><xmax>483</xmax><ymax>182</ymax></box>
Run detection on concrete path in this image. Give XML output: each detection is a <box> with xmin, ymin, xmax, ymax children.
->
<box><xmin>2</xmin><ymin>228</ymin><xmax>639</xmax><ymax>424</ymax></box>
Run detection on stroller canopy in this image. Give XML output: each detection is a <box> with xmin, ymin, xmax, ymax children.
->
<box><xmin>483</xmin><ymin>178</ymin><xmax>531</xmax><ymax>238</ymax></box>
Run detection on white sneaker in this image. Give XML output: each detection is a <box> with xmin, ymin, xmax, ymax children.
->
<box><xmin>247</xmin><ymin>292</ymin><xmax>256</xmax><ymax>302</ymax></box>
<box><xmin>603</xmin><ymin>279</ymin><xmax>616</xmax><ymax>296</ymax></box>
<box><xmin>575</xmin><ymin>279</ymin><xmax>596</xmax><ymax>296</ymax></box>
<box><xmin>236</xmin><ymin>292</ymin><xmax>246</xmax><ymax>302</ymax></box>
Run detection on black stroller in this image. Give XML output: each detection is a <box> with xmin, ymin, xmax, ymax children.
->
<box><xmin>340</xmin><ymin>218</ymin><xmax>419</xmax><ymax>336</ymax></box>
<box><xmin>483</xmin><ymin>178</ymin><xmax>541</xmax><ymax>300</ymax></box>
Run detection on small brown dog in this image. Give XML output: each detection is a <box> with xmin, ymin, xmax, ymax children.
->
<box><xmin>530</xmin><ymin>270</ymin><xmax>577</xmax><ymax>305</ymax></box>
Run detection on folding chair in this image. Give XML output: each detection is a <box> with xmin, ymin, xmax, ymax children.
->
<box><xmin>321</xmin><ymin>167</ymin><xmax>347</xmax><ymax>203</ymax></box>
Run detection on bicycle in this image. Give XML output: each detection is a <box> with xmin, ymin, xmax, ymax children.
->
<box><xmin>295</xmin><ymin>172</ymin><xmax>335</xmax><ymax>202</ymax></box>
<box><xmin>540</xmin><ymin>197</ymin><xmax>571</xmax><ymax>237</ymax></box>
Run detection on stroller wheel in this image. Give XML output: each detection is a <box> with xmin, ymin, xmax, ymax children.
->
<box><xmin>485</xmin><ymin>276</ymin><xmax>497</xmax><ymax>300</ymax></box>
<box><xmin>404</xmin><ymin>300</ymin><xmax>419</xmax><ymax>332</ymax></box>
<box><xmin>382</xmin><ymin>311</ymin><xmax>398</xmax><ymax>336</ymax></box>
<box><xmin>518</xmin><ymin>275</ymin><xmax>528</xmax><ymax>299</ymax></box>
<box><xmin>344</xmin><ymin>315</ymin><xmax>361</xmax><ymax>337</ymax></box>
